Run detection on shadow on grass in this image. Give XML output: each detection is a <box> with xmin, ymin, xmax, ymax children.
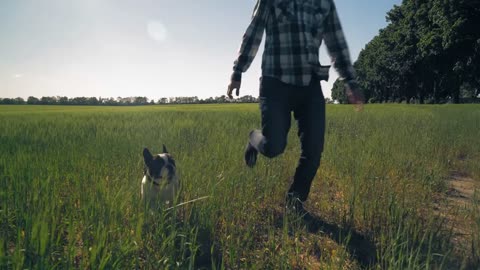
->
<box><xmin>140</xmin><ymin>209</ymin><xmax>221</xmax><ymax>270</ymax></box>
<box><xmin>193</xmin><ymin>225</ymin><xmax>221</xmax><ymax>270</ymax></box>
<box><xmin>302</xmin><ymin>213</ymin><xmax>377</xmax><ymax>268</ymax></box>
<box><xmin>264</xmin><ymin>205</ymin><xmax>377</xmax><ymax>268</ymax></box>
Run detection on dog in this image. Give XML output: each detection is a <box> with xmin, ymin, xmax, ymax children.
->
<box><xmin>142</xmin><ymin>145</ymin><xmax>179</xmax><ymax>208</ymax></box>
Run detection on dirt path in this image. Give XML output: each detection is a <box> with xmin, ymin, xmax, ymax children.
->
<box><xmin>447</xmin><ymin>171</ymin><xmax>477</xmax><ymax>206</ymax></box>
<box><xmin>437</xmin><ymin>170</ymin><xmax>479</xmax><ymax>268</ymax></box>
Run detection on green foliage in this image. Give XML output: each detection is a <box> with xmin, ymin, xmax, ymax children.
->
<box><xmin>0</xmin><ymin>104</ymin><xmax>479</xmax><ymax>269</ymax></box>
<box><xmin>352</xmin><ymin>0</ymin><xmax>480</xmax><ymax>104</ymax></box>
<box><xmin>0</xmin><ymin>95</ymin><xmax>262</xmax><ymax>106</ymax></box>
<box><xmin>331</xmin><ymin>80</ymin><xmax>347</xmax><ymax>104</ymax></box>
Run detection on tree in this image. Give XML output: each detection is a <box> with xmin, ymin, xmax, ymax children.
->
<box><xmin>15</xmin><ymin>97</ymin><xmax>25</xmax><ymax>105</ymax></box>
<box><xmin>40</xmin><ymin>96</ymin><xmax>57</xmax><ymax>105</ymax></box>
<box><xmin>2</xmin><ymin>95</ymin><xmax>263</xmax><ymax>106</ymax></box>
<box><xmin>158</xmin><ymin>98</ymin><xmax>168</xmax><ymax>104</ymax></box>
<box><xmin>27</xmin><ymin>96</ymin><xmax>40</xmax><ymax>105</ymax></box>
<box><xmin>58</xmin><ymin>96</ymin><xmax>69</xmax><ymax>105</ymax></box>
<box><xmin>331</xmin><ymin>79</ymin><xmax>347</xmax><ymax>104</ymax></box>
<box><xmin>353</xmin><ymin>0</ymin><xmax>480</xmax><ymax>104</ymax></box>
<box><xmin>133</xmin><ymin>97</ymin><xmax>148</xmax><ymax>105</ymax></box>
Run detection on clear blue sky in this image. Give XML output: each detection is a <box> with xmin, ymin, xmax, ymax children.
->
<box><xmin>0</xmin><ymin>0</ymin><xmax>401</xmax><ymax>100</ymax></box>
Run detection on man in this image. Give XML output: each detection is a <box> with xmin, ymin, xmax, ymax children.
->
<box><xmin>227</xmin><ymin>0</ymin><xmax>364</xmax><ymax>214</ymax></box>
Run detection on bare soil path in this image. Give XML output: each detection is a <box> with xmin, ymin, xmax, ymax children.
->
<box><xmin>437</xmin><ymin>170</ymin><xmax>479</xmax><ymax>268</ymax></box>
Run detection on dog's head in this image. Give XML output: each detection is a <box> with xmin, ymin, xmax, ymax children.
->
<box><xmin>143</xmin><ymin>145</ymin><xmax>176</xmax><ymax>183</ymax></box>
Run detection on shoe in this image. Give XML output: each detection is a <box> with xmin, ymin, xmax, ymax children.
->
<box><xmin>285</xmin><ymin>193</ymin><xmax>308</xmax><ymax>217</ymax></box>
<box><xmin>244</xmin><ymin>142</ymin><xmax>258</xmax><ymax>168</ymax></box>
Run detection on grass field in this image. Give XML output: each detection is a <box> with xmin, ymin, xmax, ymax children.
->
<box><xmin>0</xmin><ymin>104</ymin><xmax>479</xmax><ymax>269</ymax></box>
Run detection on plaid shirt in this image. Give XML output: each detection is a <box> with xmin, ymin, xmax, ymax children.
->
<box><xmin>232</xmin><ymin>0</ymin><xmax>357</xmax><ymax>86</ymax></box>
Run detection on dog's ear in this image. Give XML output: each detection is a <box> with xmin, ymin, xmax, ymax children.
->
<box><xmin>143</xmin><ymin>148</ymin><xmax>153</xmax><ymax>165</ymax></box>
<box><xmin>162</xmin><ymin>144</ymin><xmax>168</xmax><ymax>154</ymax></box>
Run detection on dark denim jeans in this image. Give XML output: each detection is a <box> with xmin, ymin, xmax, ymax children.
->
<box><xmin>249</xmin><ymin>75</ymin><xmax>326</xmax><ymax>202</ymax></box>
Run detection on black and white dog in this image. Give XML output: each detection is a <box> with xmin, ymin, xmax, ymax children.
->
<box><xmin>142</xmin><ymin>145</ymin><xmax>179</xmax><ymax>208</ymax></box>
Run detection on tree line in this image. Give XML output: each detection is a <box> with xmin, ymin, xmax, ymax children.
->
<box><xmin>332</xmin><ymin>0</ymin><xmax>480</xmax><ymax>104</ymax></box>
<box><xmin>0</xmin><ymin>95</ymin><xmax>261</xmax><ymax>106</ymax></box>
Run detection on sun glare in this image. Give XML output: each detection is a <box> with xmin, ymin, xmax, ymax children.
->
<box><xmin>147</xmin><ymin>21</ymin><xmax>168</xmax><ymax>43</ymax></box>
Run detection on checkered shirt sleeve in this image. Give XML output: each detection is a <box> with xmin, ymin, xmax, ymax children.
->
<box><xmin>232</xmin><ymin>0</ymin><xmax>268</xmax><ymax>82</ymax></box>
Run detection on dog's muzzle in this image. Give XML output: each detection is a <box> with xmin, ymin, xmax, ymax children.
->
<box><xmin>145</xmin><ymin>175</ymin><xmax>162</xmax><ymax>186</ymax></box>
<box><xmin>144</xmin><ymin>164</ymin><xmax>176</xmax><ymax>186</ymax></box>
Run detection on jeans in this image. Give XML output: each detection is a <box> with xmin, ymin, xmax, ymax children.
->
<box><xmin>249</xmin><ymin>75</ymin><xmax>326</xmax><ymax>202</ymax></box>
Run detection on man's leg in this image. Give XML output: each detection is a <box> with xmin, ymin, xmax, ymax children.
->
<box><xmin>288</xmin><ymin>80</ymin><xmax>326</xmax><ymax>202</ymax></box>
<box><xmin>245</xmin><ymin>76</ymin><xmax>292</xmax><ymax>167</ymax></box>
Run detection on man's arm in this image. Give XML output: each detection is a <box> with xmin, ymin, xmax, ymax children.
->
<box><xmin>323</xmin><ymin>2</ymin><xmax>355</xmax><ymax>84</ymax></box>
<box><xmin>228</xmin><ymin>0</ymin><xmax>269</xmax><ymax>98</ymax></box>
<box><xmin>232</xmin><ymin>0</ymin><xmax>268</xmax><ymax>81</ymax></box>
<box><xmin>323</xmin><ymin>2</ymin><xmax>364</xmax><ymax>107</ymax></box>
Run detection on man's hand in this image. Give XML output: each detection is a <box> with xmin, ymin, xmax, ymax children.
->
<box><xmin>227</xmin><ymin>79</ymin><xmax>241</xmax><ymax>99</ymax></box>
<box><xmin>346</xmin><ymin>83</ymin><xmax>365</xmax><ymax>112</ymax></box>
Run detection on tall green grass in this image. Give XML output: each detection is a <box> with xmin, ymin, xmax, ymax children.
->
<box><xmin>0</xmin><ymin>104</ymin><xmax>478</xmax><ymax>269</ymax></box>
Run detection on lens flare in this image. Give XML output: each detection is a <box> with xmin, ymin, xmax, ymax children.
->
<box><xmin>147</xmin><ymin>21</ymin><xmax>168</xmax><ymax>42</ymax></box>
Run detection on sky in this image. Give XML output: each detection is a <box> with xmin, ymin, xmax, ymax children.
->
<box><xmin>0</xmin><ymin>0</ymin><xmax>401</xmax><ymax>100</ymax></box>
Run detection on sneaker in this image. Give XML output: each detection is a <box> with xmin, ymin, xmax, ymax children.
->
<box><xmin>285</xmin><ymin>193</ymin><xmax>308</xmax><ymax>217</ymax></box>
<box><xmin>244</xmin><ymin>142</ymin><xmax>258</xmax><ymax>168</ymax></box>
